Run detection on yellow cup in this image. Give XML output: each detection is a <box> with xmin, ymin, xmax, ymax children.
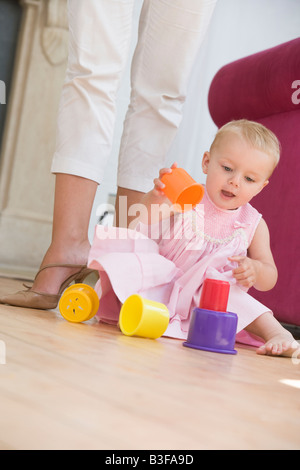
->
<box><xmin>59</xmin><ymin>283</ymin><xmax>99</xmax><ymax>323</ymax></box>
<box><xmin>119</xmin><ymin>295</ymin><xmax>169</xmax><ymax>339</ymax></box>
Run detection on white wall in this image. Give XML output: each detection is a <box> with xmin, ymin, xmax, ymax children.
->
<box><xmin>89</xmin><ymin>0</ymin><xmax>300</xmax><ymax>240</ymax></box>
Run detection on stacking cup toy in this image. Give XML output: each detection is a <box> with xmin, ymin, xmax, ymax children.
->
<box><xmin>183</xmin><ymin>307</ymin><xmax>238</xmax><ymax>355</ymax></box>
<box><xmin>59</xmin><ymin>283</ymin><xmax>99</xmax><ymax>323</ymax></box>
<box><xmin>160</xmin><ymin>167</ymin><xmax>204</xmax><ymax>211</ymax></box>
<box><xmin>119</xmin><ymin>294</ymin><xmax>169</xmax><ymax>339</ymax></box>
<box><xmin>200</xmin><ymin>278</ymin><xmax>230</xmax><ymax>312</ymax></box>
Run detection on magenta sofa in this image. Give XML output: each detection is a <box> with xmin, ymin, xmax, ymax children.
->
<box><xmin>208</xmin><ymin>38</ymin><xmax>300</xmax><ymax>328</ymax></box>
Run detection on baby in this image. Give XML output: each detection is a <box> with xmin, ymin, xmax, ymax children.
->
<box><xmin>89</xmin><ymin>119</ymin><xmax>299</xmax><ymax>357</ymax></box>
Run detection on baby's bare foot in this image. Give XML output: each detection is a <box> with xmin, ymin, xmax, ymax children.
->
<box><xmin>257</xmin><ymin>333</ymin><xmax>300</xmax><ymax>357</ymax></box>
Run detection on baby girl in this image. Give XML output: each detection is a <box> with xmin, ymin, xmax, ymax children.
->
<box><xmin>89</xmin><ymin>119</ymin><xmax>299</xmax><ymax>357</ymax></box>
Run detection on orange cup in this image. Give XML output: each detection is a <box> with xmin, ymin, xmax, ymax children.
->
<box><xmin>161</xmin><ymin>167</ymin><xmax>204</xmax><ymax>211</ymax></box>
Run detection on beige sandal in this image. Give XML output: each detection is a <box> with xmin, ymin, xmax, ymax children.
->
<box><xmin>0</xmin><ymin>264</ymin><xmax>97</xmax><ymax>310</ymax></box>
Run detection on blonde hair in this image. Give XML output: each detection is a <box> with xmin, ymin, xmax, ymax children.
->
<box><xmin>210</xmin><ymin>119</ymin><xmax>281</xmax><ymax>174</ymax></box>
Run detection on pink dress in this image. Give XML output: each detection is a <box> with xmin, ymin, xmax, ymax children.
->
<box><xmin>88</xmin><ymin>189</ymin><xmax>271</xmax><ymax>346</ymax></box>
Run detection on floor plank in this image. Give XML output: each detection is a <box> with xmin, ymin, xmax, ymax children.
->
<box><xmin>0</xmin><ymin>277</ymin><xmax>299</xmax><ymax>450</ymax></box>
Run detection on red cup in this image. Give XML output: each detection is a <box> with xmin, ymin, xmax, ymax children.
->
<box><xmin>200</xmin><ymin>278</ymin><xmax>230</xmax><ymax>312</ymax></box>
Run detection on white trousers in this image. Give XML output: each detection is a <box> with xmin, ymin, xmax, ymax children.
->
<box><xmin>51</xmin><ymin>0</ymin><xmax>217</xmax><ymax>192</ymax></box>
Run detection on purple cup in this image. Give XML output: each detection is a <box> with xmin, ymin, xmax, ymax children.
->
<box><xmin>183</xmin><ymin>308</ymin><xmax>238</xmax><ymax>355</ymax></box>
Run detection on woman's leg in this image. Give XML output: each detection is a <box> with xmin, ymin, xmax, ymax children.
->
<box><xmin>115</xmin><ymin>0</ymin><xmax>217</xmax><ymax>227</ymax></box>
<box><xmin>52</xmin><ymin>0</ymin><xmax>135</xmax><ymax>183</ymax></box>
<box><xmin>117</xmin><ymin>0</ymin><xmax>217</xmax><ymax>196</ymax></box>
<box><xmin>32</xmin><ymin>174</ymin><xmax>97</xmax><ymax>294</ymax></box>
<box><xmin>34</xmin><ymin>0</ymin><xmax>135</xmax><ymax>292</ymax></box>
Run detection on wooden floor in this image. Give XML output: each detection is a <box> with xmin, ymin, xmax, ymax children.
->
<box><xmin>0</xmin><ymin>277</ymin><xmax>299</xmax><ymax>450</ymax></box>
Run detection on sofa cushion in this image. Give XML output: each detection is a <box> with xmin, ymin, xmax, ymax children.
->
<box><xmin>208</xmin><ymin>38</ymin><xmax>300</xmax><ymax>325</ymax></box>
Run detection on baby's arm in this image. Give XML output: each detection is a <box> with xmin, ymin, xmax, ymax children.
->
<box><xmin>228</xmin><ymin>218</ymin><xmax>278</xmax><ymax>291</ymax></box>
<box><xmin>129</xmin><ymin>163</ymin><xmax>177</xmax><ymax>229</ymax></box>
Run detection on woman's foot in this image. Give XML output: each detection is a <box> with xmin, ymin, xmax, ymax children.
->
<box><xmin>256</xmin><ymin>332</ymin><xmax>300</xmax><ymax>357</ymax></box>
<box><xmin>31</xmin><ymin>240</ymin><xmax>92</xmax><ymax>295</ymax></box>
<box><xmin>0</xmin><ymin>240</ymin><xmax>94</xmax><ymax>309</ymax></box>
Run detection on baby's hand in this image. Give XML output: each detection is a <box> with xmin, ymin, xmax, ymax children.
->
<box><xmin>228</xmin><ymin>256</ymin><xmax>261</xmax><ymax>289</ymax></box>
<box><xmin>152</xmin><ymin>162</ymin><xmax>178</xmax><ymax>198</ymax></box>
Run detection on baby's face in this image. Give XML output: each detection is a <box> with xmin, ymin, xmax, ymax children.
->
<box><xmin>202</xmin><ymin>133</ymin><xmax>274</xmax><ymax>210</ymax></box>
